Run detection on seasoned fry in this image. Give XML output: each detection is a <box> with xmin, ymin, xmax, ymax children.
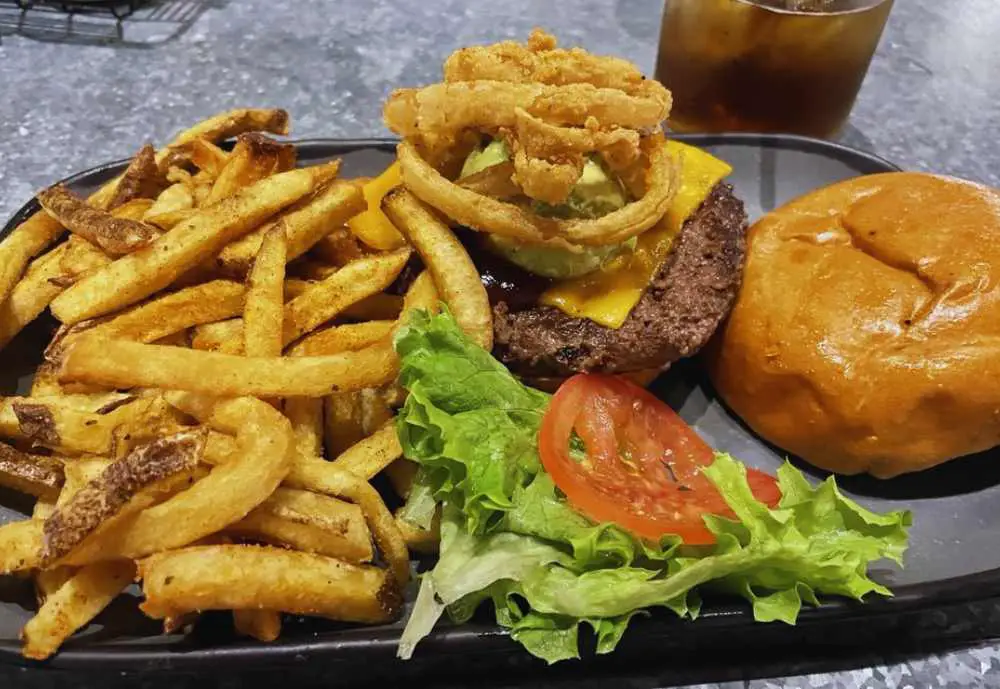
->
<box><xmin>340</xmin><ymin>293</ymin><xmax>404</xmax><ymax>321</ymax></box>
<box><xmin>233</xmin><ymin>610</ymin><xmax>282</xmax><ymax>643</ymax></box>
<box><xmin>229</xmin><ymin>488</ymin><xmax>373</xmax><ymax>563</ymax></box>
<box><xmin>284</xmin><ymin>397</ymin><xmax>324</xmax><ymax>458</ymax></box>
<box><xmin>109</xmin><ymin>144</ymin><xmax>165</xmax><ymax>209</ymax></box>
<box><xmin>0</xmin><ymin>211</ymin><xmax>65</xmax><ymax>310</ymax></box>
<box><xmin>0</xmin><ymin>398</ymin><xmax>120</xmax><ymax>455</ymax></box>
<box><xmin>287</xmin><ymin>321</ymin><xmax>395</xmax><ymax>357</ymax></box>
<box><xmin>359</xmin><ymin>388</ymin><xmax>394</xmax><ymax>436</ymax></box>
<box><xmin>191</xmin><ymin>319</ymin><xmax>244</xmax><ymax>355</ymax></box>
<box><xmin>41</xmin><ymin>430</ymin><xmax>205</xmax><ymax>566</ymax></box>
<box><xmin>215</xmin><ymin>177</ymin><xmax>361</xmax><ymax>277</ymax></box>
<box><xmin>383</xmin><ymin>189</ymin><xmax>492</xmax><ymax>349</ymax></box>
<box><xmin>330</xmin><ymin>422</ymin><xmax>402</xmax><ymax>481</ymax></box>
<box><xmin>21</xmin><ymin>561</ymin><xmax>135</xmax><ymax>661</ymax></box>
<box><xmin>60</xmin><ymin>396</ymin><xmax>292</xmax><ymax>564</ymax></box>
<box><xmin>143</xmin><ymin>183</ymin><xmax>194</xmax><ymax>225</ymax></box>
<box><xmin>0</xmin><ymin>520</ymin><xmax>44</xmax><ymax>575</ymax></box>
<box><xmin>323</xmin><ymin>392</ymin><xmax>365</xmax><ymax>457</ymax></box>
<box><xmin>184</xmin><ymin>139</ymin><xmax>230</xmax><ymax>177</ymax></box>
<box><xmin>243</xmin><ymin>226</ymin><xmax>287</xmax><ymax>357</ymax></box>
<box><xmin>139</xmin><ymin>545</ymin><xmax>401</xmax><ymax>624</ymax></box>
<box><xmin>309</xmin><ymin>228</ymin><xmax>366</xmax><ymax>266</ymax></box>
<box><xmin>0</xmin><ymin>442</ymin><xmax>63</xmax><ymax>500</ymax></box>
<box><xmin>285</xmin><ymin>457</ymin><xmax>409</xmax><ymax>585</ymax></box>
<box><xmin>205</xmin><ymin>133</ymin><xmax>296</xmax><ymax>206</ymax></box>
<box><xmin>164</xmin><ymin>108</ymin><xmax>290</xmax><ymax>152</ymax></box>
<box><xmin>0</xmin><ymin>243</ymin><xmax>69</xmax><ymax>351</ymax></box>
<box><xmin>37</xmin><ymin>185</ymin><xmax>161</xmax><ymax>256</ymax></box>
<box><xmin>110</xmin><ymin>199</ymin><xmax>155</xmax><ymax>222</ymax></box>
<box><xmin>51</xmin><ymin>167</ymin><xmax>320</xmax><ymax>325</ymax></box>
<box><xmin>282</xmin><ymin>248</ymin><xmax>410</xmax><ymax>345</ymax></box>
<box><xmin>144</xmin><ymin>208</ymin><xmax>198</xmax><ymax>231</ymax></box>
<box><xmin>82</xmin><ymin>280</ymin><xmax>245</xmax><ymax>344</ymax></box>
<box><xmin>61</xmin><ymin>339</ymin><xmax>399</xmax><ymax>397</ymax></box>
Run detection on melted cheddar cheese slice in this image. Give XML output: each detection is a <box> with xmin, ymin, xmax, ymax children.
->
<box><xmin>538</xmin><ymin>141</ymin><xmax>734</xmax><ymax>329</ymax></box>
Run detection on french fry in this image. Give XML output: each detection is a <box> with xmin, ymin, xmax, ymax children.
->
<box><xmin>191</xmin><ymin>319</ymin><xmax>244</xmax><ymax>355</ymax></box>
<box><xmin>37</xmin><ymin>185</ymin><xmax>161</xmax><ymax>256</ymax></box>
<box><xmin>143</xmin><ymin>183</ymin><xmax>194</xmax><ymax>226</ymax></box>
<box><xmin>340</xmin><ymin>292</ymin><xmax>404</xmax><ymax>321</ymax></box>
<box><xmin>164</xmin><ymin>108</ymin><xmax>290</xmax><ymax>152</ymax></box>
<box><xmin>330</xmin><ymin>422</ymin><xmax>402</xmax><ymax>481</ymax></box>
<box><xmin>0</xmin><ymin>442</ymin><xmax>63</xmax><ymax>500</ymax></box>
<box><xmin>139</xmin><ymin>545</ymin><xmax>401</xmax><ymax>624</ymax></box>
<box><xmin>0</xmin><ymin>243</ymin><xmax>68</xmax><ymax>351</ymax></box>
<box><xmin>229</xmin><ymin>487</ymin><xmax>373</xmax><ymax>563</ymax></box>
<box><xmin>215</xmin><ymin>177</ymin><xmax>361</xmax><ymax>277</ymax></box>
<box><xmin>309</xmin><ymin>228</ymin><xmax>366</xmax><ymax>267</ymax></box>
<box><xmin>205</xmin><ymin>133</ymin><xmax>296</xmax><ymax>206</ymax></box>
<box><xmin>383</xmin><ymin>189</ymin><xmax>492</xmax><ymax>349</ymax></box>
<box><xmin>81</xmin><ymin>280</ymin><xmax>245</xmax><ymax>344</ymax></box>
<box><xmin>61</xmin><ymin>339</ymin><xmax>399</xmax><ymax>398</ymax></box>
<box><xmin>0</xmin><ymin>520</ymin><xmax>44</xmax><ymax>575</ymax></box>
<box><xmin>287</xmin><ymin>257</ymin><xmax>338</xmax><ymax>281</ymax></box>
<box><xmin>184</xmin><ymin>139</ymin><xmax>230</xmax><ymax>178</ymax></box>
<box><xmin>51</xmin><ymin>167</ymin><xmax>320</xmax><ymax>325</ymax></box>
<box><xmin>360</xmin><ymin>388</ymin><xmax>394</xmax><ymax>436</ymax></box>
<box><xmin>41</xmin><ymin>430</ymin><xmax>205</xmax><ymax>566</ymax></box>
<box><xmin>284</xmin><ymin>397</ymin><xmax>324</xmax><ymax>458</ymax></box>
<box><xmin>108</xmin><ymin>144</ymin><xmax>165</xmax><ymax>210</ymax></box>
<box><xmin>243</xmin><ymin>226</ymin><xmax>286</xmax><ymax>358</ymax></box>
<box><xmin>323</xmin><ymin>392</ymin><xmax>365</xmax><ymax>457</ymax></box>
<box><xmin>233</xmin><ymin>610</ymin><xmax>282</xmax><ymax>643</ymax></box>
<box><xmin>60</xmin><ymin>235</ymin><xmax>113</xmax><ymax>277</ymax></box>
<box><xmin>285</xmin><ymin>458</ymin><xmax>409</xmax><ymax>586</ymax></box>
<box><xmin>21</xmin><ymin>561</ymin><xmax>135</xmax><ymax>661</ymax></box>
<box><xmin>144</xmin><ymin>208</ymin><xmax>198</xmax><ymax>231</ymax></box>
<box><xmin>283</xmin><ymin>278</ymin><xmax>311</xmax><ymax>301</ymax></box>
<box><xmin>110</xmin><ymin>198</ymin><xmax>155</xmax><ymax>222</ymax></box>
<box><xmin>0</xmin><ymin>397</ymin><xmax>121</xmax><ymax>455</ymax></box>
<box><xmin>229</xmin><ymin>511</ymin><xmax>370</xmax><ymax>563</ymax></box>
<box><xmin>0</xmin><ymin>211</ymin><xmax>66</xmax><ymax>309</ymax></box>
<box><xmin>61</xmin><ymin>396</ymin><xmax>292</xmax><ymax>564</ymax></box>
<box><xmin>287</xmin><ymin>321</ymin><xmax>395</xmax><ymax>357</ymax></box>
<box><xmin>283</xmin><ymin>248</ymin><xmax>410</xmax><ymax>344</ymax></box>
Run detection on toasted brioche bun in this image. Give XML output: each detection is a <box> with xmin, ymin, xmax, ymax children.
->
<box><xmin>706</xmin><ymin>172</ymin><xmax>1000</xmax><ymax>478</ymax></box>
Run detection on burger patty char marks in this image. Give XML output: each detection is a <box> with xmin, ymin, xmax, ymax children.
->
<box><xmin>492</xmin><ymin>182</ymin><xmax>748</xmax><ymax>376</ymax></box>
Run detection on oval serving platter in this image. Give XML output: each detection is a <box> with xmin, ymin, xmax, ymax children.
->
<box><xmin>3</xmin><ymin>135</ymin><xmax>1000</xmax><ymax>682</ymax></box>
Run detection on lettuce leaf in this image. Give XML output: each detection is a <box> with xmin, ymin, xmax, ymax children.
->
<box><xmin>395</xmin><ymin>310</ymin><xmax>911</xmax><ymax>664</ymax></box>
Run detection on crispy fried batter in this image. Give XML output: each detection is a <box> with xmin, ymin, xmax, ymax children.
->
<box><xmin>384</xmin><ymin>30</ymin><xmax>673</xmax><ymax>218</ymax></box>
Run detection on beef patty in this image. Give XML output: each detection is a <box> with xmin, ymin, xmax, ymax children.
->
<box><xmin>491</xmin><ymin>182</ymin><xmax>748</xmax><ymax>376</ymax></box>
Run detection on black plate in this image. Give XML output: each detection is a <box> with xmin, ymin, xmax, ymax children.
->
<box><xmin>4</xmin><ymin>135</ymin><xmax>998</xmax><ymax>685</ymax></box>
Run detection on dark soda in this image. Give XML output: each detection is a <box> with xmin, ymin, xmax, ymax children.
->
<box><xmin>655</xmin><ymin>0</ymin><xmax>893</xmax><ymax>138</ymax></box>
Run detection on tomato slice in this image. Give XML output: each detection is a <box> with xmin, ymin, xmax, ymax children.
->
<box><xmin>538</xmin><ymin>374</ymin><xmax>781</xmax><ymax>545</ymax></box>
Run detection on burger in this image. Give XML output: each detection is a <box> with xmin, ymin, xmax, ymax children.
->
<box><xmin>383</xmin><ymin>29</ymin><xmax>747</xmax><ymax>379</ymax></box>
<box><xmin>707</xmin><ymin>171</ymin><xmax>1000</xmax><ymax>478</ymax></box>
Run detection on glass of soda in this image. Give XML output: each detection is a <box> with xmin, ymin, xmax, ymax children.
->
<box><xmin>655</xmin><ymin>0</ymin><xmax>894</xmax><ymax>138</ymax></box>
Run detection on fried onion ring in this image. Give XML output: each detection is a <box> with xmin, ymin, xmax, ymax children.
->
<box><xmin>384</xmin><ymin>81</ymin><xmax>670</xmax><ymax>142</ymax></box>
<box><xmin>444</xmin><ymin>29</ymin><xmax>658</xmax><ymax>98</ymax></box>
<box><xmin>397</xmin><ymin>134</ymin><xmax>678</xmax><ymax>247</ymax></box>
<box><xmin>513</xmin><ymin>109</ymin><xmax>642</xmax><ymax>171</ymax></box>
<box><xmin>510</xmin><ymin>143</ymin><xmax>583</xmax><ymax>204</ymax></box>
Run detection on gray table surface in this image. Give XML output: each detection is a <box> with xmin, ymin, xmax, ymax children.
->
<box><xmin>1</xmin><ymin>0</ymin><xmax>1000</xmax><ymax>687</ymax></box>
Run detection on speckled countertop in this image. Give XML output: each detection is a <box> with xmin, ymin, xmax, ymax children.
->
<box><xmin>1</xmin><ymin>0</ymin><xmax>1000</xmax><ymax>687</ymax></box>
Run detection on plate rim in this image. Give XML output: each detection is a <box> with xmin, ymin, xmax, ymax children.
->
<box><xmin>9</xmin><ymin>133</ymin><xmax>979</xmax><ymax>672</ymax></box>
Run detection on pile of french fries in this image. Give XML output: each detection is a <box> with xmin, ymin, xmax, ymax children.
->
<box><xmin>0</xmin><ymin>108</ymin><xmax>489</xmax><ymax>660</ymax></box>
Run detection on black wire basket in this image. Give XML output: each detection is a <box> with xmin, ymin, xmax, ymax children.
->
<box><xmin>0</xmin><ymin>0</ymin><xmax>213</xmax><ymax>45</ymax></box>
